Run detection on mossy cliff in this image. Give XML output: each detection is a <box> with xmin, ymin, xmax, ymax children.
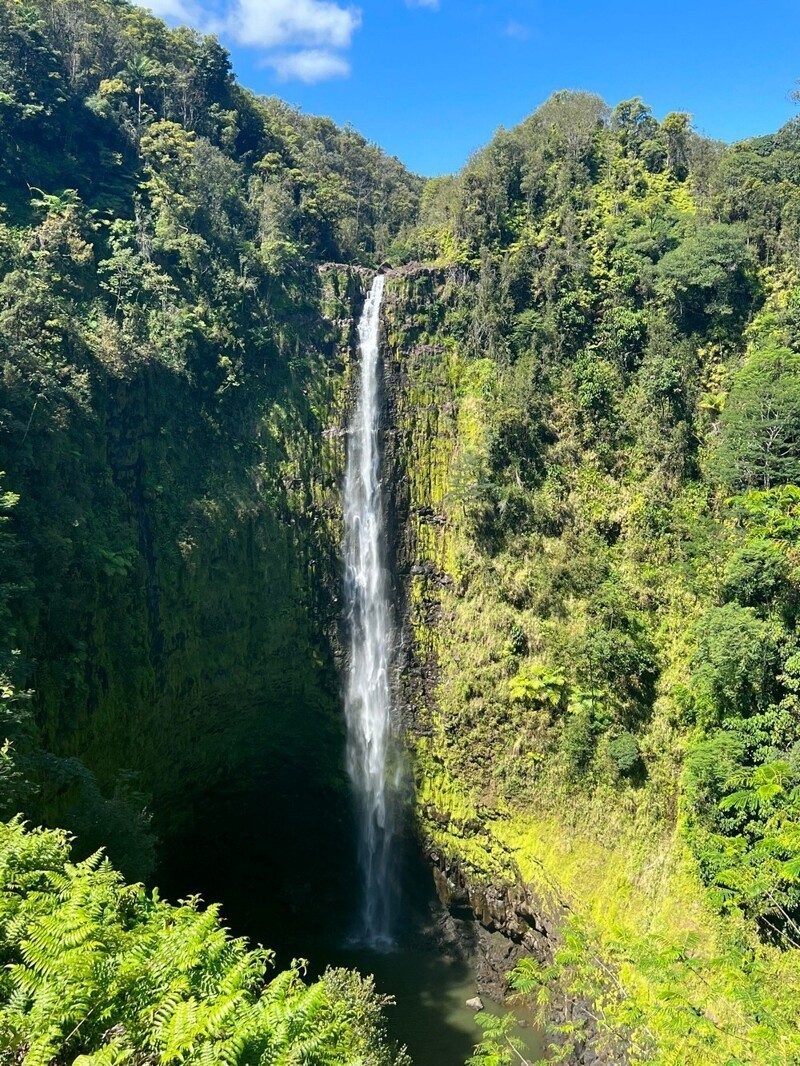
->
<box><xmin>41</xmin><ymin>267</ymin><xmax>356</xmax><ymax>789</ymax></box>
<box><xmin>380</xmin><ymin>267</ymin><xmax>745</xmax><ymax>1064</ymax></box>
<box><xmin>3</xmin><ymin>259</ymin><xmax>371</xmax><ymax>905</ymax></box>
<box><xmin>381</xmin><ymin>95</ymin><xmax>800</xmax><ymax>1063</ymax></box>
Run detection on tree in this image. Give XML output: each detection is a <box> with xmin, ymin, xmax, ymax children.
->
<box><xmin>124</xmin><ymin>53</ymin><xmax>161</xmax><ymax>146</ymax></box>
<box><xmin>689</xmin><ymin>603</ymin><xmax>778</xmax><ymax>727</ymax></box>
<box><xmin>662</xmin><ymin>111</ymin><xmax>692</xmax><ymax>180</ymax></box>
<box><xmin>612</xmin><ymin>97</ymin><xmax>664</xmax><ymax>171</ymax></box>
<box><xmin>715</xmin><ymin>344</ymin><xmax>800</xmax><ymax>489</ymax></box>
<box><xmin>657</xmin><ymin>223</ymin><xmax>758</xmax><ymax>336</ymax></box>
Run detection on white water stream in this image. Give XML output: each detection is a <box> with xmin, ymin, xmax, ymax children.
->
<box><xmin>343</xmin><ymin>274</ymin><xmax>397</xmax><ymax>948</ymax></box>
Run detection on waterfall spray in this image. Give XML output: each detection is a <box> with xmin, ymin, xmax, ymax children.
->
<box><xmin>343</xmin><ymin>274</ymin><xmax>397</xmax><ymax>949</ymax></box>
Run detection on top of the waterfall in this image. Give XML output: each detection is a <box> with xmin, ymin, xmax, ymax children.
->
<box><xmin>317</xmin><ymin>261</ymin><xmax>440</xmax><ymax>279</ymax></box>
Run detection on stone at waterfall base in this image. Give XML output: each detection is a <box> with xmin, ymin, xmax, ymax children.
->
<box><xmin>466</xmin><ymin>997</ymin><xmax>484</xmax><ymax>1012</ymax></box>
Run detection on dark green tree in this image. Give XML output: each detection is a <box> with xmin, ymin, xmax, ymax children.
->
<box><xmin>715</xmin><ymin>345</ymin><xmax>800</xmax><ymax>489</ymax></box>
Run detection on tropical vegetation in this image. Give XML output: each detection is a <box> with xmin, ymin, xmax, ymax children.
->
<box><xmin>5</xmin><ymin>0</ymin><xmax>800</xmax><ymax>1061</ymax></box>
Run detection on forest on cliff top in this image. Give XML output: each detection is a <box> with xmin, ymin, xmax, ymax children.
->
<box><xmin>3</xmin><ymin>0</ymin><xmax>800</xmax><ymax>1061</ymax></box>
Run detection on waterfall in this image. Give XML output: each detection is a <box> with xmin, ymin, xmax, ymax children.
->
<box><xmin>343</xmin><ymin>274</ymin><xmax>397</xmax><ymax>949</ymax></box>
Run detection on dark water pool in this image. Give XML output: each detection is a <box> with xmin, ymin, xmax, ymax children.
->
<box><xmin>312</xmin><ymin>936</ymin><xmax>546</xmax><ymax>1066</ymax></box>
<box><xmin>158</xmin><ymin>779</ymin><xmax>545</xmax><ymax>1065</ymax></box>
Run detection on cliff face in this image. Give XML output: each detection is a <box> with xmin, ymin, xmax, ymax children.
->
<box><xmin>380</xmin><ymin>276</ymin><xmax>538</xmax><ymax>919</ymax></box>
<box><xmin>380</xmin><ymin>269</ymin><xmax>611</xmax><ymax>1065</ymax></box>
<box><xmin>4</xmin><ymin>265</ymin><xmax>369</xmax><ymax>896</ymax></box>
<box><xmin>377</xmin><ymin>103</ymin><xmax>800</xmax><ymax>1060</ymax></box>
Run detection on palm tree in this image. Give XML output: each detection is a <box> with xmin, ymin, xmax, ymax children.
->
<box><xmin>124</xmin><ymin>54</ymin><xmax>160</xmax><ymax>144</ymax></box>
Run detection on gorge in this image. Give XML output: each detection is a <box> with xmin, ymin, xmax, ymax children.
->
<box><xmin>4</xmin><ymin>1</ymin><xmax>800</xmax><ymax>1063</ymax></box>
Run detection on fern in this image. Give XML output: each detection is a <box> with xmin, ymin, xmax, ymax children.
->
<box><xmin>0</xmin><ymin>819</ymin><xmax>405</xmax><ymax>1065</ymax></box>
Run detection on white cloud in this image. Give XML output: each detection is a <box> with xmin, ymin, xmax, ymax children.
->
<box><xmin>265</xmin><ymin>47</ymin><xmax>351</xmax><ymax>82</ymax></box>
<box><xmin>138</xmin><ymin>0</ymin><xmax>360</xmax><ymax>81</ymax></box>
<box><xmin>406</xmin><ymin>0</ymin><xmax>439</xmax><ymax>8</ymax></box>
<box><xmin>227</xmin><ymin>0</ymin><xmax>361</xmax><ymax>50</ymax></box>
<box><xmin>141</xmin><ymin>0</ymin><xmax>199</xmax><ymax>20</ymax></box>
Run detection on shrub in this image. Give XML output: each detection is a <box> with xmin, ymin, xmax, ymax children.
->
<box><xmin>608</xmin><ymin>731</ymin><xmax>642</xmax><ymax>777</ymax></box>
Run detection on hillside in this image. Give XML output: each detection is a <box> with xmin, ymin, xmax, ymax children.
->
<box><xmin>386</xmin><ymin>94</ymin><xmax>800</xmax><ymax>1062</ymax></box>
<box><xmin>0</xmin><ymin>0</ymin><xmax>416</xmax><ymax>1059</ymax></box>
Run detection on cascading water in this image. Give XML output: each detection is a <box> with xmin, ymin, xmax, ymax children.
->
<box><xmin>343</xmin><ymin>274</ymin><xmax>397</xmax><ymax>949</ymax></box>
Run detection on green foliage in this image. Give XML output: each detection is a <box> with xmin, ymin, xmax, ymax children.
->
<box><xmin>714</xmin><ymin>344</ymin><xmax>800</xmax><ymax>489</ymax></box>
<box><xmin>467</xmin><ymin>1012</ymin><xmax>536</xmax><ymax>1066</ymax></box>
<box><xmin>721</xmin><ymin>539</ymin><xmax>790</xmax><ymax>610</ymax></box>
<box><xmin>0</xmin><ymin>819</ymin><xmax>408</xmax><ymax>1065</ymax></box>
<box><xmin>709</xmin><ymin>760</ymin><xmax>800</xmax><ymax>935</ymax></box>
<box><xmin>393</xmin><ymin>84</ymin><xmax>800</xmax><ymax>1066</ymax></box>
<box><xmin>688</xmin><ymin>604</ymin><xmax>779</xmax><ymax>727</ymax></box>
<box><xmin>508</xmin><ymin>665</ymin><xmax>566</xmax><ymax>709</ymax></box>
<box><xmin>506</xmin><ymin>914</ymin><xmax>800</xmax><ymax>1065</ymax></box>
<box><xmin>607</xmin><ymin>732</ymin><xmax>642</xmax><ymax>777</ymax></box>
<box><xmin>683</xmin><ymin>733</ymin><xmax>745</xmax><ymax>814</ymax></box>
<box><xmin>656</xmin><ymin>223</ymin><xmax>758</xmax><ymax>337</ymax></box>
<box><xmin>560</xmin><ymin>700</ymin><xmax>599</xmax><ymax>779</ymax></box>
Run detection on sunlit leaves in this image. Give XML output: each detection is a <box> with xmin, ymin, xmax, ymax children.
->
<box><xmin>0</xmin><ymin>820</ymin><xmax>408</xmax><ymax>1065</ymax></box>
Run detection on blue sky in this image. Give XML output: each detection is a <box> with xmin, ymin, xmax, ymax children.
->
<box><xmin>142</xmin><ymin>0</ymin><xmax>800</xmax><ymax>176</ymax></box>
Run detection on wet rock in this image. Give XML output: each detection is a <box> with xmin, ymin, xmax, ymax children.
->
<box><xmin>466</xmin><ymin>996</ymin><xmax>484</xmax><ymax>1012</ymax></box>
